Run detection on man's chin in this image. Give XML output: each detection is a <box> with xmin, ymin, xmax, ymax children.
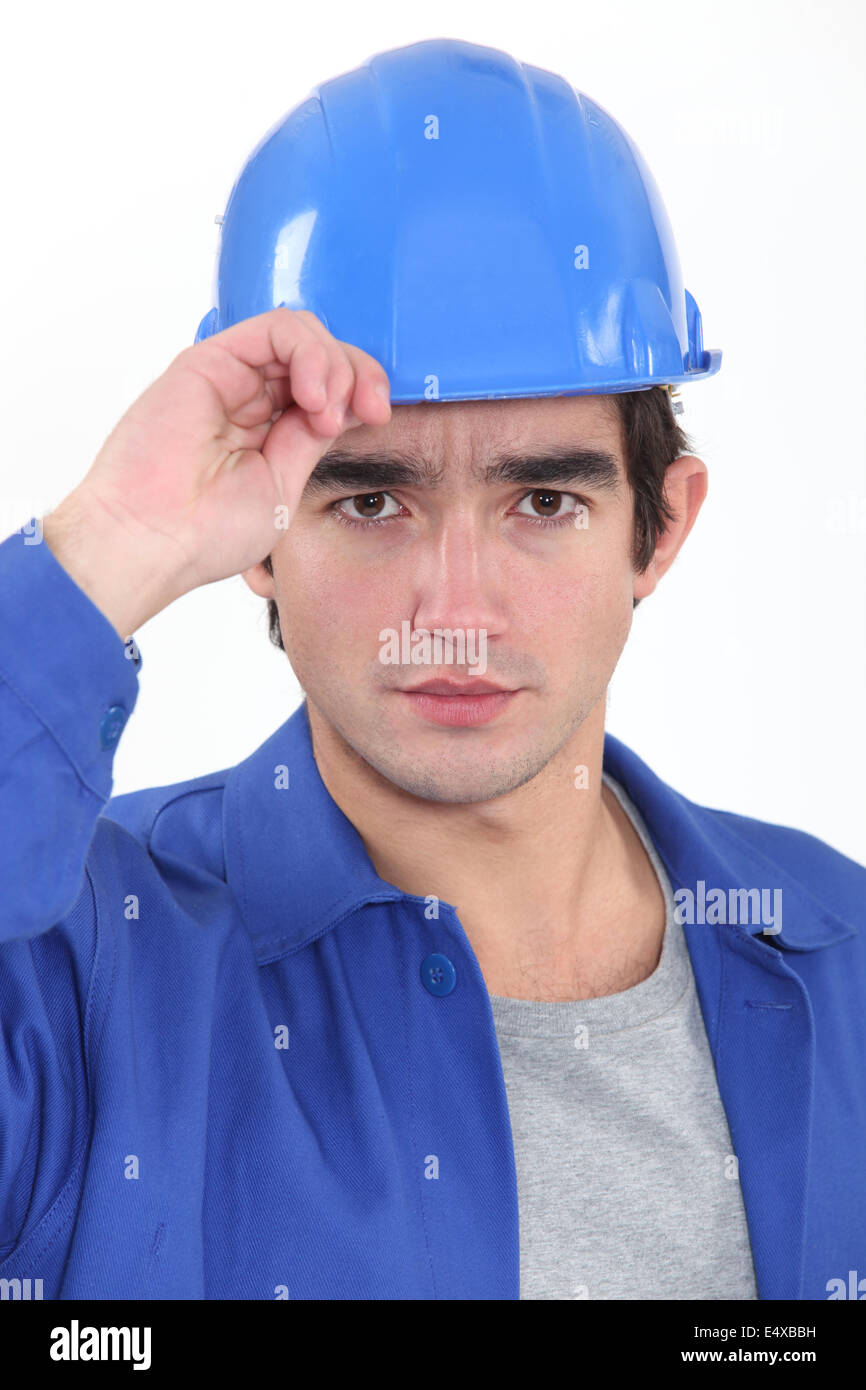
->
<box><xmin>355</xmin><ymin>739</ymin><xmax>554</xmax><ymax>806</ymax></box>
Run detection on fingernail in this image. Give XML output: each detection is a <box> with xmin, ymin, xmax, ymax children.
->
<box><xmin>374</xmin><ymin>381</ymin><xmax>391</xmax><ymax>407</ymax></box>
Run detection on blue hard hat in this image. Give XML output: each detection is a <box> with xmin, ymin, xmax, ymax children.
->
<box><xmin>195</xmin><ymin>37</ymin><xmax>720</xmax><ymax>401</ymax></box>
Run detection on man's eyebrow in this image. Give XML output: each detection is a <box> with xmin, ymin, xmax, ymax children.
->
<box><xmin>483</xmin><ymin>448</ymin><xmax>621</xmax><ymax>491</ymax></box>
<box><xmin>302</xmin><ymin>450</ymin><xmax>445</xmax><ymax>496</ymax></box>
<box><xmin>302</xmin><ymin>446</ymin><xmax>621</xmax><ymax>497</ymax></box>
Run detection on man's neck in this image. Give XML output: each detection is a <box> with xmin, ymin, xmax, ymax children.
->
<box><xmin>305</xmin><ymin>699</ymin><xmax>666</xmax><ymax>1002</ymax></box>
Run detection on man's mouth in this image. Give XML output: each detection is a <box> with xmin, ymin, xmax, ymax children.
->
<box><xmin>397</xmin><ymin>678</ymin><xmax>520</xmax><ymax>726</ymax></box>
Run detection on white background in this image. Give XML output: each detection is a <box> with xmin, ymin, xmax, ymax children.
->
<box><xmin>2</xmin><ymin>0</ymin><xmax>864</xmax><ymax>864</ymax></box>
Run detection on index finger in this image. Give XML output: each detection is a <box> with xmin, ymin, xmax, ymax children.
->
<box><xmin>189</xmin><ymin>306</ymin><xmax>389</xmax><ymax>424</ymax></box>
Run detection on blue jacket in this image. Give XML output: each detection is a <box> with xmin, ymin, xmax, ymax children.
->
<box><xmin>1</xmin><ymin>521</ymin><xmax>864</xmax><ymax>1301</ymax></box>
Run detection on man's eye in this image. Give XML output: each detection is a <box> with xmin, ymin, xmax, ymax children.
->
<box><xmin>333</xmin><ymin>492</ymin><xmax>403</xmax><ymax>526</ymax></box>
<box><xmin>513</xmin><ymin>490</ymin><xmax>587</xmax><ymax>526</ymax></box>
<box><xmin>330</xmin><ymin>489</ymin><xmax>588</xmax><ymax>531</ymax></box>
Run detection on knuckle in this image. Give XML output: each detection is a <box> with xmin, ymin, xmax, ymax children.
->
<box><xmin>302</xmin><ymin>340</ymin><xmax>331</xmax><ymax>377</ymax></box>
<box><xmin>330</xmin><ymin>361</ymin><xmax>356</xmax><ymax>400</ymax></box>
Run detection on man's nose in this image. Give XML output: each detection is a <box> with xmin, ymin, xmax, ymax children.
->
<box><xmin>410</xmin><ymin>516</ymin><xmax>506</xmax><ymax>638</ymax></box>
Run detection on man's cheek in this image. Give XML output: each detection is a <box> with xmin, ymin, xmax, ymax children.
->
<box><xmin>306</xmin><ymin>577</ymin><xmax>395</xmax><ymax>654</ymax></box>
<box><xmin>519</xmin><ymin>570</ymin><xmax>608</xmax><ymax>627</ymax></box>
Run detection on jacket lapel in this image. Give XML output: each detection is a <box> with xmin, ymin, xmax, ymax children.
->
<box><xmin>683</xmin><ymin>915</ymin><xmax>814</xmax><ymax>1298</ymax></box>
<box><xmin>602</xmin><ymin>732</ymin><xmax>857</xmax><ymax>1300</ymax></box>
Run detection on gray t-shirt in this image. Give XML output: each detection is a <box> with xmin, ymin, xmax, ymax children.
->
<box><xmin>489</xmin><ymin>770</ymin><xmax>759</xmax><ymax>1300</ymax></box>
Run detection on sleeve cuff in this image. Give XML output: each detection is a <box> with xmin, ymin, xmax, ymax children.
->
<box><xmin>0</xmin><ymin>517</ymin><xmax>143</xmax><ymax>794</ymax></box>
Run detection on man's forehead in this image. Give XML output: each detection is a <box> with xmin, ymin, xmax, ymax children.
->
<box><xmin>306</xmin><ymin>394</ymin><xmax>624</xmax><ymax>499</ymax></box>
<box><xmin>343</xmin><ymin>392</ymin><xmax>619</xmax><ymax>451</ymax></box>
<box><xmin>309</xmin><ymin>394</ymin><xmax>625</xmax><ymax>493</ymax></box>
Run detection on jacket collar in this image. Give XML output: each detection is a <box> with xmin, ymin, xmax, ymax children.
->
<box><xmin>223</xmin><ymin>701</ymin><xmax>858</xmax><ymax>963</ymax></box>
<box><xmin>223</xmin><ymin>701</ymin><xmax>405</xmax><ymax>963</ymax></box>
<box><xmin>601</xmin><ymin>731</ymin><xmax>857</xmax><ymax>953</ymax></box>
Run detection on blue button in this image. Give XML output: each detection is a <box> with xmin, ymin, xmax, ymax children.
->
<box><xmin>420</xmin><ymin>953</ymin><xmax>457</xmax><ymax>997</ymax></box>
<box><xmin>99</xmin><ymin>705</ymin><xmax>127</xmax><ymax>750</ymax></box>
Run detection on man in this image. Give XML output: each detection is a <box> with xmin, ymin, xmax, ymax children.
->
<box><xmin>0</xmin><ymin>38</ymin><xmax>863</xmax><ymax>1302</ymax></box>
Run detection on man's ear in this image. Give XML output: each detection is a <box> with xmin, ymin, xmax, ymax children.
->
<box><xmin>633</xmin><ymin>455</ymin><xmax>708</xmax><ymax>602</ymax></box>
<box><xmin>241</xmin><ymin>559</ymin><xmax>276</xmax><ymax>600</ymax></box>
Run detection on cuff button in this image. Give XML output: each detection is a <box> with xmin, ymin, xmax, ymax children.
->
<box><xmin>99</xmin><ymin>705</ymin><xmax>127</xmax><ymax>750</ymax></box>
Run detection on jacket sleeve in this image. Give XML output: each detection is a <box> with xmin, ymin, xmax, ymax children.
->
<box><xmin>0</xmin><ymin>517</ymin><xmax>143</xmax><ymax>1257</ymax></box>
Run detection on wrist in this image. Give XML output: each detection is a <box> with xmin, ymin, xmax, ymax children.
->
<box><xmin>41</xmin><ymin>490</ymin><xmax>187</xmax><ymax>639</ymax></box>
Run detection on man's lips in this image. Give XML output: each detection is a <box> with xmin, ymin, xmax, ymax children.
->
<box><xmin>397</xmin><ymin>679</ymin><xmax>520</xmax><ymax>726</ymax></box>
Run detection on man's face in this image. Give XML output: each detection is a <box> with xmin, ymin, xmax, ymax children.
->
<box><xmin>260</xmin><ymin>394</ymin><xmax>639</xmax><ymax>803</ymax></box>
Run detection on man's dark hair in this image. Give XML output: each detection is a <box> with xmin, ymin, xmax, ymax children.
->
<box><xmin>260</xmin><ymin>385</ymin><xmax>691</xmax><ymax>652</ymax></box>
